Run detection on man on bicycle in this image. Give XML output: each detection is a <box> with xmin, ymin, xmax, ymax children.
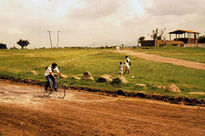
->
<box><xmin>45</xmin><ymin>63</ymin><xmax>63</xmax><ymax>91</ymax></box>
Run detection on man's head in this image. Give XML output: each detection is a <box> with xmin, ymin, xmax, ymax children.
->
<box><xmin>125</xmin><ymin>56</ymin><xmax>128</xmax><ymax>59</ymax></box>
<box><xmin>52</xmin><ymin>63</ymin><xmax>57</xmax><ymax>69</ymax></box>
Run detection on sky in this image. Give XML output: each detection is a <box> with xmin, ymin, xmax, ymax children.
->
<box><xmin>0</xmin><ymin>0</ymin><xmax>205</xmax><ymax>48</ymax></box>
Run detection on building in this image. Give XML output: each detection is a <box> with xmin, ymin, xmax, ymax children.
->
<box><xmin>141</xmin><ymin>29</ymin><xmax>202</xmax><ymax>47</ymax></box>
<box><xmin>169</xmin><ymin>30</ymin><xmax>200</xmax><ymax>44</ymax></box>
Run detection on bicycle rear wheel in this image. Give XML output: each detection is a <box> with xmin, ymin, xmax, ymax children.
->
<box><xmin>57</xmin><ymin>88</ymin><xmax>66</xmax><ymax>99</ymax></box>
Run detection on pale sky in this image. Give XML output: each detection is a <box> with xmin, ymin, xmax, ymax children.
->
<box><xmin>0</xmin><ymin>0</ymin><xmax>205</xmax><ymax>48</ymax></box>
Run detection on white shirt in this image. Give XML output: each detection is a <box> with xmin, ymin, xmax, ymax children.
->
<box><xmin>45</xmin><ymin>66</ymin><xmax>60</xmax><ymax>76</ymax></box>
<box><xmin>119</xmin><ymin>64</ymin><xmax>123</xmax><ymax>70</ymax></box>
<box><xmin>126</xmin><ymin>58</ymin><xmax>130</xmax><ymax>63</ymax></box>
<box><xmin>125</xmin><ymin>62</ymin><xmax>130</xmax><ymax>68</ymax></box>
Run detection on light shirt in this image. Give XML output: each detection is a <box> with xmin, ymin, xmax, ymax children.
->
<box><xmin>125</xmin><ymin>62</ymin><xmax>130</xmax><ymax>68</ymax></box>
<box><xmin>45</xmin><ymin>66</ymin><xmax>60</xmax><ymax>76</ymax></box>
<box><xmin>126</xmin><ymin>58</ymin><xmax>130</xmax><ymax>62</ymax></box>
<box><xmin>119</xmin><ymin>64</ymin><xmax>123</xmax><ymax>70</ymax></box>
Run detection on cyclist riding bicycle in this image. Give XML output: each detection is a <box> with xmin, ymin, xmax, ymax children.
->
<box><xmin>45</xmin><ymin>63</ymin><xmax>63</xmax><ymax>91</ymax></box>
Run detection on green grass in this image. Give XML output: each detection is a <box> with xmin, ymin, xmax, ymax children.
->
<box><xmin>133</xmin><ymin>45</ymin><xmax>205</xmax><ymax>63</ymax></box>
<box><xmin>0</xmin><ymin>48</ymin><xmax>205</xmax><ymax>100</ymax></box>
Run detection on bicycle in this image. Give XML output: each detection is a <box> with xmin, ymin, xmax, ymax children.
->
<box><xmin>42</xmin><ymin>75</ymin><xmax>66</xmax><ymax>99</ymax></box>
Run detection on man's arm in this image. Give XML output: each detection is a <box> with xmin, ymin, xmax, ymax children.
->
<box><xmin>58</xmin><ymin>72</ymin><xmax>63</xmax><ymax>78</ymax></box>
<box><xmin>50</xmin><ymin>72</ymin><xmax>56</xmax><ymax>79</ymax></box>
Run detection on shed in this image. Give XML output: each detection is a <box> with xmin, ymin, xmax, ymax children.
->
<box><xmin>169</xmin><ymin>30</ymin><xmax>200</xmax><ymax>44</ymax></box>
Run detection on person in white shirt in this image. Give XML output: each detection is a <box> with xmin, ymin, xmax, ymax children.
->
<box><xmin>124</xmin><ymin>60</ymin><xmax>130</xmax><ymax>74</ymax></box>
<box><xmin>45</xmin><ymin>63</ymin><xmax>63</xmax><ymax>91</ymax></box>
<box><xmin>119</xmin><ymin>62</ymin><xmax>123</xmax><ymax>74</ymax></box>
<box><xmin>125</xmin><ymin>56</ymin><xmax>131</xmax><ymax>67</ymax></box>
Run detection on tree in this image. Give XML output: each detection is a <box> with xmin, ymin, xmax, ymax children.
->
<box><xmin>198</xmin><ymin>35</ymin><xmax>205</xmax><ymax>43</ymax></box>
<box><xmin>151</xmin><ymin>28</ymin><xmax>166</xmax><ymax>40</ymax></box>
<box><xmin>0</xmin><ymin>43</ymin><xmax>7</xmax><ymax>49</ymax></box>
<box><xmin>17</xmin><ymin>39</ymin><xmax>30</xmax><ymax>49</ymax></box>
<box><xmin>138</xmin><ymin>36</ymin><xmax>145</xmax><ymax>43</ymax></box>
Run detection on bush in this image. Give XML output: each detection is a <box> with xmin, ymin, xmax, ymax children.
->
<box><xmin>0</xmin><ymin>43</ymin><xmax>7</xmax><ymax>49</ymax></box>
<box><xmin>198</xmin><ymin>35</ymin><xmax>205</xmax><ymax>43</ymax></box>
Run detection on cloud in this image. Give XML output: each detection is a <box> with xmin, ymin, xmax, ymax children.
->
<box><xmin>146</xmin><ymin>0</ymin><xmax>205</xmax><ymax>16</ymax></box>
<box><xmin>0</xmin><ymin>0</ymin><xmax>205</xmax><ymax>48</ymax></box>
<box><xmin>68</xmin><ymin>0</ymin><xmax>120</xmax><ymax>20</ymax></box>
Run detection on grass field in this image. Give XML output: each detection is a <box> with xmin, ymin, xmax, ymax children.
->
<box><xmin>133</xmin><ymin>45</ymin><xmax>205</xmax><ymax>63</ymax></box>
<box><xmin>0</xmin><ymin>47</ymin><xmax>205</xmax><ymax>100</ymax></box>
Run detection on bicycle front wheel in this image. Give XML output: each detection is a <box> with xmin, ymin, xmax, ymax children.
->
<box><xmin>57</xmin><ymin>88</ymin><xmax>66</xmax><ymax>99</ymax></box>
<box><xmin>42</xmin><ymin>90</ymin><xmax>52</xmax><ymax>97</ymax></box>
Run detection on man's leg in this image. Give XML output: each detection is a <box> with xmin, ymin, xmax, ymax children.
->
<box><xmin>49</xmin><ymin>75</ymin><xmax>57</xmax><ymax>91</ymax></box>
<box><xmin>45</xmin><ymin>76</ymin><xmax>51</xmax><ymax>91</ymax></box>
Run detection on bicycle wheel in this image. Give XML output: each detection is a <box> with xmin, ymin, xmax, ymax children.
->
<box><xmin>57</xmin><ymin>88</ymin><xmax>66</xmax><ymax>99</ymax></box>
<box><xmin>42</xmin><ymin>89</ymin><xmax>52</xmax><ymax>97</ymax></box>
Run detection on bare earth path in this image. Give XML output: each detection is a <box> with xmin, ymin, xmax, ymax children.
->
<box><xmin>0</xmin><ymin>80</ymin><xmax>205</xmax><ymax>136</ymax></box>
<box><xmin>113</xmin><ymin>50</ymin><xmax>205</xmax><ymax>70</ymax></box>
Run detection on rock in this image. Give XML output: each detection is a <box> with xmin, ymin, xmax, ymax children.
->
<box><xmin>111</xmin><ymin>75</ymin><xmax>129</xmax><ymax>84</ymax></box>
<box><xmin>153</xmin><ymin>85</ymin><xmax>166</xmax><ymax>90</ymax></box>
<box><xmin>62</xmin><ymin>74</ymin><xmax>68</xmax><ymax>78</ymax></box>
<box><xmin>168</xmin><ymin>84</ymin><xmax>181</xmax><ymax>93</ymax></box>
<box><xmin>82</xmin><ymin>71</ymin><xmax>94</xmax><ymax>81</ymax></box>
<box><xmin>135</xmin><ymin>84</ymin><xmax>147</xmax><ymax>89</ymax></box>
<box><xmin>98</xmin><ymin>74</ymin><xmax>113</xmax><ymax>82</ymax></box>
<box><xmin>31</xmin><ymin>70</ymin><xmax>38</xmax><ymax>75</ymax></box>
<box><xmin>71</xmin><ymin>75</ymin><xmax>81</xmax><ymax>80</ymax></box>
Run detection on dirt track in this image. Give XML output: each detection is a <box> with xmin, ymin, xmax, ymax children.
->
<box><xmin>0</xmin><ymin>80</ymin><xmax>205</xmax><ymax>136</ymax></box>
<box><xmin>113</xmin><ymin>50</ymin><xmax>205</xmax><ymax>70</ymax></box>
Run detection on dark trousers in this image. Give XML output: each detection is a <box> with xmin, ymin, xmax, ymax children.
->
<box><xmin>45</xmin><ymin>75</ymin><xmax>57</xmax><ymax>91</ymax></box>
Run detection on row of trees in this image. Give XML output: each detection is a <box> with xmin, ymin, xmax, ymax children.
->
<box><xmin>0</xmin><ymin>39</ymin><xmax>30</xmax><ymax>49</ymax></box>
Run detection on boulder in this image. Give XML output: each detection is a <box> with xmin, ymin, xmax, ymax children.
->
<box><xmin>82</xmin><ymin>71</ymin><xmax>94</xmax><ymax>81</ymax></box>
<box><xmin>71</xmin><ymin>75</ymin><xmax>81</xmax><ymax>80</ymax></box>
<box><xmin>98</xmin><ymin>74</ymin><xmax>113</xmax><ymax>82</ymax></box>
<box><xmin>111</xmin><ymin>75</ymin><xmax>129</xmax><ymax>84</ymax></box>
<box><xmin>135</xmin><ymin>84</ymin><xmax>147</xmax><ymax>89</ymax></box>
<box><xmin>168</xmin><ymin>84</ymin><xmax>181</xmax><ymax>93</ymax></box>
<box><xmin>153</xmin><ymin>85</ymin><xmax>166</xmax><ymax>90</ymax></box>
<box><xmin>31</xmin><ymin>70</ymin><xmax>38</xmax><ymax>75</ymax></box>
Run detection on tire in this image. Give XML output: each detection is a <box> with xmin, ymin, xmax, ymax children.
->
<box><xmin>57</xmin><ymin>88</ymin><xmax>66</xmax><ymax>99</ymax></box>
<box><xmin>42</xmin><ymin>90</ymin><xmax>52</xmax><ymax>97</ymax></box>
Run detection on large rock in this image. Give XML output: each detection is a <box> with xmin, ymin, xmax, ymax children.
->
<box><xmin>168</xmin><ymin>84</ymin><xmax>181</xmax><ymax>93</ymax></box>
<box><xmin>82</xmin><ymin>71</ymin><xmax>94</xmax><ymax>81</ymax></box>
<box><xmin>153</xmin><ymin>85</ymin><xmax>166</xmax><ymax>90</ymax></box>
<box><xmin>111</xmin><ymin>75</ymin><xmax>129</xmax><ymax>84</ymax></box>
<box><xmin>135</xmin><ymin>84</ymin><xmax>147</xmax><ymax>89</ymax></box>
<box><xmin>98</xmin><ymin>74</ymin><xmax>113</xmax><ymax>82</ymax></box>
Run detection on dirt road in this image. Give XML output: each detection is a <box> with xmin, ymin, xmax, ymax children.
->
<box><xmin>0</xmin><ymin>80</ymin><xmax>205</xmax><ymax>136</ymax></box>
<box><xmin>113</xmin><ymin>50</ymin><xmax>205</xmax><ymax>70</ymax></box>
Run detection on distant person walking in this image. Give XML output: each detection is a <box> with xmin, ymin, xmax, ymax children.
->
<box><xmin>119</xmin><ymin>62</ymin><xmax>123</xmax><ymax>74</ymax></box>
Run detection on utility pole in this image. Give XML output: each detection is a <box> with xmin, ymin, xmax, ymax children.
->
<box><xmin>48</xmin><ymin>31</ymin><xmax>53</xmax><ymax>48</ymax></box>
<box><xmin>57</xmin><ymin>30</ymin><xmax>60</xmax><ymax>48</ymax></box>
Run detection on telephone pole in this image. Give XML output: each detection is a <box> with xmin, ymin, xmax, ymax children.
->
<box><xmin>48</xmin><ymin>31</ymin><xmax>53</xmax><ymax>48</ymax></box>
<box><xmin>57</xmin><ymin>30</ymin><xmax>60</xmax><ymax>48</ymax></box>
